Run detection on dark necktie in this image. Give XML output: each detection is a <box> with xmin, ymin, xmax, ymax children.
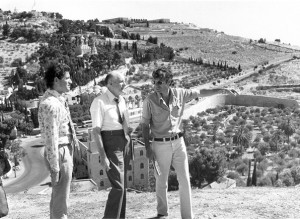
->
<box><xmin>114</xmin><ymin>97</ymin><xmax>123</xmax><ymax>124</ymax></box>
<box><xmin>114</xmin><ymin>97</ymin><xmax>134</xmax><ymax>160</ymax></box>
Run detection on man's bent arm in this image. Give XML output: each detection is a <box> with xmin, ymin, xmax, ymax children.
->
<box><xmin>142</xmin><ymin>123</ymin><xmax>150</xmax><ymax>148</ymax></box>
<box><xmin>142</xmin><ymin>123</ymin><xmax>154</xmax><ymax>159</ymax></box>
<box><xmin>92</xmin><ymin>127</ymin><xmax>108</xmax><ymax>165</ymax></box>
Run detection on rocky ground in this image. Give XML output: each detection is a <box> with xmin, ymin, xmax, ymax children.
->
<box><xmin>5</xmin><ymin>187</ymin><xmax>300</xmax><ymax>219</ymax></box>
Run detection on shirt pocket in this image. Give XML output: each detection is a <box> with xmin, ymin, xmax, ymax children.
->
<box><xmin>153</xmin><ymin>107</ymin><xmax>168</xmax><ymax>122</ymax></box>
<box><xmin>170</xmin><ymin>104</ymin><xmax>182</xmax><ymax>118</ymax></box>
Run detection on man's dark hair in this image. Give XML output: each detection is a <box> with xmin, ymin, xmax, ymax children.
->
<box><xmin>152</xmin><ymin>67</ymin><xmax>173</xmax><ymax>83</ymax></box>
<box><xmin>44</xmin><ymin>63</ymin><xmax>71</xmax><ymax>89</ymax></box>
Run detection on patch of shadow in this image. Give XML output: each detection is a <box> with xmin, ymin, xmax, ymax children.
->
<box><xmin>31</xmin><ymin>144</ymin><xmax>45</xmax><ymax>148</ymax></box>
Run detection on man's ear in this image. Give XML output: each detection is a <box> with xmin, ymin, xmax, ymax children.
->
<box><xmin>54</xmin><ymin>77</ymin><xmax>59</xmax><ymax>83</ymax></box>
<box><xmin>167</xmin><ymin>79</ymin><xmax>174</xmax><ymax>86</ymax></box>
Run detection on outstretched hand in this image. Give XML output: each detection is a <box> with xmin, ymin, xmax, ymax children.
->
<box><xmin>222</xmin><ymin>89</ymin><xmax>239</xmax><ymax>95</ymax></box>
<box><xmin>229</xmin><ymin>89</ymin><xmax>239</xmax><ymax>95</ymax></box>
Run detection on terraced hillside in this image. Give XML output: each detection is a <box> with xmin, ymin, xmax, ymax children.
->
<box><xmin>130</xmin><ymin>23</ymin><xmax>295</xmax><ymax>69</ymax></box>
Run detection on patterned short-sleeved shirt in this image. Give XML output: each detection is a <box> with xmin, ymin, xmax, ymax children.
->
<box><xmin>38</xmin><ymin>89</ymin><xmax>72</xmax><ymax>173</ymax></box>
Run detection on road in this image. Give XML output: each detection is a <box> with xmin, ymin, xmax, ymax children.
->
<box><xmin>4</xmin><ymin>137</ymin><xmax>49</xmax><ymax>194</ymax></box>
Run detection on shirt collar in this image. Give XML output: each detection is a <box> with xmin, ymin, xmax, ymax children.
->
<box><xmin>156</xmin><ymin>88</ymin><xmax>177</xmax><ymax>104</ymax></box>
<box><xmin>46</xmin><ymin>89</ymin><xmax>66</xmax><ymax>104</ymax></box>
<box><xmin>106</xmin><ymin>88</ymin><xmax>118</xmax><ymax>102</ymax></box>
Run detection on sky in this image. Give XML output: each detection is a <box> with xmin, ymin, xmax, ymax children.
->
<box><xmin>2</xmin><ymin>0</ymin><xmax>300</xmax><ymax>46</ymax></box>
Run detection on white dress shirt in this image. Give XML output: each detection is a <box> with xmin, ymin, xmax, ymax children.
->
<box><xmin>90</xmin><ymin>89</ymin><xmax>127</xmax><ymax>131</ymax></box>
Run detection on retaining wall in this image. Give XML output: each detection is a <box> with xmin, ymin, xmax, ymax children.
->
<box><xmin>183</xmin><ymin>95</ymin><xmax>299</xmax><ymax>119</ymax></box>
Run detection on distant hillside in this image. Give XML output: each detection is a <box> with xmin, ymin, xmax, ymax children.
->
<box><xmin>6</xmin><ymin>187</ymin><xmax>300</xmax><ymax>218</ymax></box>
<box><xmin>127</xmin><ymin>23</ymin><xmax>297</xmax><ymax>69</ymax></box>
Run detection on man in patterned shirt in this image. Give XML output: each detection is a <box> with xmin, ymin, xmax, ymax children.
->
<box><xmin>38</xmin><ymin>63</ymin><xmax>78</xmax><ymax>219</ymax></box>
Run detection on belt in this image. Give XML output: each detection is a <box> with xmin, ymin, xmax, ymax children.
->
<box><xmin>58</xmin><ymin>143</ymin><xmax>71</xmax><ymax>148</ymax></box>
<box><xmin>153</xmin><ymin>132</ymin><xmax>183</xmax><ymax>142</ymax></box>
<box><xmin>101</xmin><ymin>129</ymin><xmax>124</xmax><ymax>136</ymax></box>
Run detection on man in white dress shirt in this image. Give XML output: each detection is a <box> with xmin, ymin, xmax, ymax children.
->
<box><xmin>90</xmin><ymin>71</ymin><xmax>131</xmax><ymax>219</ymax></box>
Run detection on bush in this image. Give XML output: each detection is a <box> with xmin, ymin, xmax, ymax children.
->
<box><xmin>257</xmin><ymin>176</ymin><xmax>272</xmax><ymax>186</ymax></box>
<box><xmin>189</xmin><ymin>147</ymin><xmax>226</xmax><ymax>188</ymax></box>
<box><xmin>236</xmin><ymin>163</ymin><xmax>248</xmax><ymax>176</ymax></box>
<box><xmin>256</xmin><ymin>169</ymin><xmax>263</xmax><ymax>178</ymax></box>
<box><xmin>290</xmin><ymin>166</ymin><xmax>300</xmax><ymax>185</ymax></box>
<box><xmin>279</xmin><ymin>168</ymin><xmax>294</xmax><ymax>187</ymax></box>
<box><xmin>274</xmin><ymin>179</ymin><xmax>284</xmax><ymax>187</ymax></box>
<box><xmin>226</xmin><ymin>171</ymin><xmax>240</xmax><ymax>180</ymax></box>
<box><xmin>266</xmin><ymin>172</ymin><xmax>277</xmax><ymax>186</ymax></box>
<box><xmin>288</xmin><ymin>148</ymin><xmax>300</xmax><ymax>158</ymax></box>
<box><xmin>236</xmin><ymin>177</ymin><xmax>246</xmax><ymax>187</ymax></box>
<box><xmin>168</xmin><ymin>170</ymin><xmax>179</xmax><ymax>191</ymax></box>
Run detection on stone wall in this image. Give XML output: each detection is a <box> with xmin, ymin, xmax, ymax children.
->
<box><xmin>183</xmin><ymin>94</ymin><xmax>299</xmax><ymax>119</ymax></box>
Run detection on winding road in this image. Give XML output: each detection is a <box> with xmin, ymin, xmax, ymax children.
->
<box><xmin>4</xmin><ymin>137</ymin><xmax>49</xmax><ymax>194</ymax></box>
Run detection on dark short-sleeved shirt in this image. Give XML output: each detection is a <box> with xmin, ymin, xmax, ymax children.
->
<box><xmin>142</xmin><ymin>88</ymin><xmax>199</xmax><ymax>138</ymax></box>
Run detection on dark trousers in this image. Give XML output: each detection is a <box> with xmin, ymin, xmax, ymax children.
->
<box><xmin>102</xmin><ymin>132</ymin><xmax>129</xmax><ymax>219</ymax></box>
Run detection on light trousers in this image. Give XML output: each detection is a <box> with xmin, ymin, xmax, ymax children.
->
<box><xmin>45</xmin><ymin>145</ymin><xmax>73</xmax><ymax>219</ymax></box>
<box><xmin>152</xmin><ymin>137</ymin><xmax>193</xmax><ymax>219</ymax></box>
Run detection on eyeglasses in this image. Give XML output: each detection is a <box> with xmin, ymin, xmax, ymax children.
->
<box><xmin>152</xmin><ymin>80</ymin><xmax>165</xmax><ymax>85</ymax></box>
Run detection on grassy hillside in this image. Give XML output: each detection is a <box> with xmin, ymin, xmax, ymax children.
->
<box><xmin>130</xmin><ymin>23</ymin><xmax>294</xmax><ymax>69</ymax></box>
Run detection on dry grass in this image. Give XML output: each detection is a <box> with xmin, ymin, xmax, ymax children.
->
<box><xmin>6</xmin><ymin>187</ymin><xmax>300</xmax><ymax>219</ymax></box>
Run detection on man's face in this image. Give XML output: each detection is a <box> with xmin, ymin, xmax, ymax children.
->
<box><xmin>56</xmin><ymin>72</ymin><xmax>72</xmax><ymax>94</ymax></box>
<box><xmin>153</xmin><ymin>78</ymin><xmax>169</xmax><ymax>94</ymax></box>
<box><xmin>110</xmin><ymin>74</ymin><xmax>126</xmax><ymax>96</ymax></box>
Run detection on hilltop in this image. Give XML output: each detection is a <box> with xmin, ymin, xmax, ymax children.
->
<box><xmin>6</xmin><ymin>187</ymin><xmax>300</xmax><ymax>219</ymax></box>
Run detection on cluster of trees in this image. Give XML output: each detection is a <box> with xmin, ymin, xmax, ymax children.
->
<box><xmin>147</xmin><ymin>36</ymin><xmax>158</xmax><ymax>44</ymax></box>
<box><xmin>10</xmin><ymin>26</ymin><xmax>44</xmax><ymax>42</ymax></box>
<box><xmin>58</xmin><ymin>19</ymin><xmax>99</xmax><ymax>35</ymax></box>
<box><xmin>178</xmin><ymin>104</ymin><xmax>300</xmax><ymax>188</ymax></box>
<box><xmin>258</xmin><ymin>38</ymin><xmax>267</xmax><ymax>44</ymax></box>
<box><xmin>132</xmin><ymin>43</ymin><xmax>175</xmax><ymax>64</ymax></box>
<box><xmin>188</xmin><ymin>57</ymin><xmax>242</xmax><ymax>73</ymax></box>
<box><xmin>69</xmin><ymin>93</ymin><xmax>95</xmax><ymax>125</ymax></box>
<box><xmin>36</xmin><ymin>33</ymin><xmax>125</xmax><ymax>88</ymax></box>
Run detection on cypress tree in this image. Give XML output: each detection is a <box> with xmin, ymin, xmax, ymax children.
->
<box><xmin>252</xmin><ymin>159</ymin><xmax>257</xmax><ymax>186</ymax></box>
<box><xmin>247</xmin><ymin>159</ymin><xmax>252</xmax><ymax>186</ymax></box>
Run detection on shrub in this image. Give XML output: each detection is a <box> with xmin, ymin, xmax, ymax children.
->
<box><xmin>226</xmin><ymin>171</ymin><xmax>240</xmax><ymax>180</ymax></box>
<box><xmin>274</xmin><ymin>179</ymin><xmax>284</xmax><ymax>187</ymax></box>
<box><xmin>288</xmin><ymin>148</ymin><xmax>300</xmax><ymax>158</ymax></box>
<box><xmin>278</xmin><ymin>151</ymin><xmax>286</xmax><ymax>159</ymax></box>
<box><xmin>189</xmin><ymin>147</ymin><xmax>226</xmax><ymax>188</ymax></box>
<box><xmin>168</xmin><ymin>170</ymin><xmax>179</xmax><ymax>191</ymax></box>
<box><xmin>290</xmin><ymin>166</ymin><xmax>300</xmax><ymax>185</ymax></box>
<box><xmin>279</xmin><ymin>168</ymin><xmax>294</xmax><ymax>187</ymax></box>
<box><xmin>236</xmin><ymin>177</ymin><xmax>246</xmax><ymax>187</ymax></box>
<box><xmin>236</xmin><ymin>163</ymin><xmax>248</xmax><ymax>176</ymax></box>
<box><xmin>256</xmin><ymin>169</ymin><xmax>263</xmax><ymax>178</ymax></box>
<box><xmin>257</xmin><ymin>176</ymin><xmax>272</xmax><ymax>186</ymax></box>
<box><xmin>266</xmin><ymin>172</ymin><xmax>277</xmax><ymax>186</ymax></box>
